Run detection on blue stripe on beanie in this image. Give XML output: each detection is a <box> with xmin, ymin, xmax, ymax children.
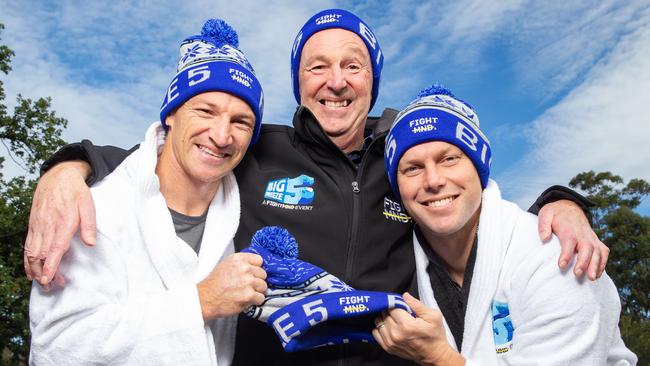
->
<box><xmin>384</xmin><ymin>85</ymin><xmax>492</xmax><ymax>199</ymax></box>
<box><xmin>243</xmin><ymin>226</ymin><xmax>411</xmax><ymax>352</ymax></box>
<box><xmin>290</xmin><ymin>9</ymin><xmax>383</xmax><ymax>111</ymax></box>
<box><xmin>160</xmin><ymin>19</ymin><xmax>264</xmax><ymax>145</ymax></box>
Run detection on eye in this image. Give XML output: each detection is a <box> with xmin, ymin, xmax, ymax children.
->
<box><xmin>346</xmin><ymin>63</ymin><xmax>362</xmax><ymax>73</ymax></box>
<box><xmin>195</xmin><ymin>107</ymin><xmax>212</xmax><ymax>116</ymax></box>
<box><xmin>440</xmin><ymin>154</ymin><xmax>461</xmax><ymax>166</ymax></box>
<box><xmin>232</xmin><ymin>118</ymin><xmax>254</xmax><ymax>131</ymax></box>
<box><xmin>307</xmin><ymin>64</ymin><xmax>327</xmax><ymax>74</ymax></box>
<box><xmin>400</xmin><ymin>165</ymin><xmax>421</xmax><ymax>176</ymax></box>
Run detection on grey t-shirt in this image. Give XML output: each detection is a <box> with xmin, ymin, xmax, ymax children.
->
<box><xmin>169</xmin><ymin>208</ymin><xmax>208</xmax><ymax>254</ymax></box>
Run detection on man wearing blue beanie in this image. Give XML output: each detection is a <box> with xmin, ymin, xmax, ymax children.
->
<box><xmin>375</xmin><ymin>85</ymin><xmax>637</xmax><ymax>365</ymax></box>
<box><xmin>29</xmin><ymin>19</ymin><xmax>267</xmax><ymax>365</ymax></box>
<box><xmin>27</xmin><ymin>8</ymin><xmax>607</xmax><ymax>366</ymax></box>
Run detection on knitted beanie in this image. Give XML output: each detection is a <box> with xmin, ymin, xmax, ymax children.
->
<box><xmin>160</xmin><ymin>19</ymin><xmax>264</xmax><ymax>144</ymax></box>
<box><xmin>243</xmin><ymin>226</ymin><xmax>411</xmax><ymax>352</ymax></box>
<box><xmin>385</xmin><ymin>85</ymin><xmax>492</xmax><ymax>198</ymax></box>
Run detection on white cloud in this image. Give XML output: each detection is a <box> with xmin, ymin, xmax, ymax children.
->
<box><xmin>2</xmin><ymin>0</ymin><xmax>649</xmax><ymax>216</ymax></box>
<box><xmin>0</xmin><ymin>0</ymin><xmax>334</xmax><ymax>175</ymax></box>
<box><xmin>498</xmin><ymin>10</ymin><xmax>650</xmax><ymax>206</ymax></box>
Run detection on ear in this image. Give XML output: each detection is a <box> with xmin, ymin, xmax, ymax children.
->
<box><xmin>165</xmin><ymin>110</ymin><xmax>177</xmax><ymax>130</ymax></box>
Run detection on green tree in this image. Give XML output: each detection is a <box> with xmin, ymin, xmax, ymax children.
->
<box><xmin>0</xmin><ymin>23</ymin><xmax>68</xmax><ymax>365</ymax></box>
<box><xmin>570</xmin><ymin>170</ymin><xmax>650</xmax><ymax>363</ymax></box>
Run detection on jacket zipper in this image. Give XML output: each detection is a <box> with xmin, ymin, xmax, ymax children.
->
<box><xmin>342</xmin><ymin>137</ymin><xmax>377</xmax><ymax>285</ymax></box>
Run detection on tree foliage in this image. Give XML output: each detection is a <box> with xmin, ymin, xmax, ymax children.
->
<box><xmin>570</xmin><ymin>170</ymin><xmax>650</xmax><ymax>363</ymax></box>
<box><xmin>0</xmin><ymin>23</ymin><xmax>68</xmax><ymax>365</ymax></box>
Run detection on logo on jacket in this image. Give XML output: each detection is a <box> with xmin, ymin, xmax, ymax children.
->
<box><xmin>262</xmin><ymin>174</ymin><xmax>315</xmax><ymax>211</ymax></box>
<box><xmin>492</xmin><ymin>300</ymin><xmax>514</xmax><ymax>354</ymax></box>
<box><xmin>382</xmin><ymin>197</ymin><xmax>411</xmax><ymax>223</ymax></box>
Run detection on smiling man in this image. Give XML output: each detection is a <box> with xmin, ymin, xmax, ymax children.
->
<box><xmin>29</xmin><ymin>19</ymin><xmax>267</xmax><ymax>365</ymax></box>
<box><xmin>297</xmin><ymin>28</ymin><xmax>374</xmax><ymax>152</ymax></box>
<box><xmin>374</xmin><ymin>85</ymin><xmax>637</xmax><ymax>365</ymax></box>
<box><xmin>26</xmin><ymin>8</ymin><xmax>608</xmax><ymax>366</ymax></box>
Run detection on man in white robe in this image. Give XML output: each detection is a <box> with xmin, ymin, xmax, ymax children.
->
<box><xmin>374</xmin><ymin>85</ymin><xmax>637</xmax><ymax>365</ymax></box>
<box><xmin>29</xmin><ymin>19</ymin><xmax>267</xmax><ymax>365</ymax></box>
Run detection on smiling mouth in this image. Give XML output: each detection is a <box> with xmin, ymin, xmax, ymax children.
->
<box><xmin>320</xmin><ymin>99</ymin><xmax>351</xmax><ymax>108</ymax></box>
<box><xmin>426</xmin><ymin>195</ymin><xmax>458</xmax><ymax>208</ymax></box>
<box><xmin>197</xmin><ymin>144</ymin><xmax>229</xmax><ymax>159</ymax></box>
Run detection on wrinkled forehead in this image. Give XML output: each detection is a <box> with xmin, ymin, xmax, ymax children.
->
<box><xmin>300</xmin><ymin>28</ymin><xmax>370</xmax><ymax>64</ymax></box>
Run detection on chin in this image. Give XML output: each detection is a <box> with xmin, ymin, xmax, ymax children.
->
<box><xmin>419</xmin><ymin>215</ymin><xmax>465</xmax><ymax>237</ymax></box>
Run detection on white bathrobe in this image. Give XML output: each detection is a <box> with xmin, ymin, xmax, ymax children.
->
<box><xmin>414</xmin><ymin>180</ymin><xmax>637</xmax><ymax>365</ymax></box>
<box><xmin>30</xmin><ymin>122</ymin><xmax>239</xmax><ymax>365</ymax></box>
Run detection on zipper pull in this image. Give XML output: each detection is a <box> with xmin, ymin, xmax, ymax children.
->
<box><xmin>351</xmin><ymin>181</ymin><xmax>360</xmax><ymax>193</ymax></box>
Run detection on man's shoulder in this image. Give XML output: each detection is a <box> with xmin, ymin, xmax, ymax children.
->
<box><xmin>260</xmin><ymin>122</ymin><xmax>294</xmax><ymax>133</ymax></box>
<box><xmin>367</xmin><ymin>108</ymin><xmax>399</xmax><ymax>135</ymax></box>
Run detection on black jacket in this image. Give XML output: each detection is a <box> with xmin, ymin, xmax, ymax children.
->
<box><xmin>232</xmin><ymin>107</ymin><xmax>418</xmax><ymax>365</ymax></box>
<box><xmin>42</xmin><ymin>106</ymin><xmax>592</xmax><ymax>366</ymax></box>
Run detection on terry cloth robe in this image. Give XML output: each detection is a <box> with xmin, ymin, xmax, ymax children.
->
<box><xmin>414</xmin><ymin>180</ymin><xmax>637</xmax><ymax>366</ymax></box>
<box><xmin>30</xmin><ymin>122</ymin><xmax>239</xmax><ymax>366</ymax></box>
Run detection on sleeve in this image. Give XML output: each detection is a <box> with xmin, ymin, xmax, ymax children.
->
<box><xmin>40</xmin><ymin>140</ymin><xmax>139</xmax><ymax>185</ymax></box>
<box><xmin>29</xmin><ymin>231</ymin><xmax>213</xmax><ymax>365</ymax></box>
<box><xmin>502</xmin><ymin>235</ymin><xmax>637</xmax><ymax>365</ymax></box>
<box><xmin>527</xmin><ymin>185</ymin><xmax>594</xmax><ymax>222</ymax></box>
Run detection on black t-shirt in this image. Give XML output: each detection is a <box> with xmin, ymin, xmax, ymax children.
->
<box><xmin>415</xmin><ymin>226</ymin><xmax>478</xmax><ymax>351</ymax></box>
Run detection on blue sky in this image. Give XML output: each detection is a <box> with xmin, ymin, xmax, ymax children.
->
<box><xmin>2</xmin><ymin>0</ymin><xmax>649</xmax><ymax>214</ymax></box>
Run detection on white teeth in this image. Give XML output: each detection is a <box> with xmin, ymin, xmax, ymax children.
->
<box><xmin>323</xmin><ymin>100</ymin><xmax>350</xmax><ymax>108</ymax></box>
<box><xmin>428</xmin><ymin>197</ymin><xmax>453</xmax><ymax>207</ymax></box>
<box><xmin>198</xmin><ymin>145</ymin><xmax>226</xmax><ymax>158</ymax></box>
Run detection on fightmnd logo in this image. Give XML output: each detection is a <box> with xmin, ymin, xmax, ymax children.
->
<box><xmin>263</xmin><ymin>174</ymin><xmax>315</xmax><ymax>211</ymax></box>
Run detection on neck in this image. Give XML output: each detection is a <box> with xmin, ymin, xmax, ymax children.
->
<box><xmin>155</xmin><ymin>145</ymin><xmax>221</xmax><ymax>217</ymax></box>
<box><xmin>421</xmin><ymin>209</ymin><xmax>480</xmax><ymax>286</ymax></box>
<box><xmin>332</xmin><ymin>129</ymin><xmax>365</xmax><ymax>154</ymax></box>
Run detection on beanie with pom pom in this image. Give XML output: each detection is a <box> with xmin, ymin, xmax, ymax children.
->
<box><xmin>160</xmin><ymin>19</ymin><xmax>264</xmax><ymax>144</ymax></box>
<box><xmin>384</xmin><ymin>84</ymin><xmax>492</xmax><ymax>199</ymax></box>
<box><xmin>242</xmin><ymin>226</ymin><xmax>412</xmax><ymax>352</ymax></box>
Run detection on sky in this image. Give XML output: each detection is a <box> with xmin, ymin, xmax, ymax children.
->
<box><xmin>2</xmin><ymin>0</ymin><xmax>649</xmax><ymax>214</ymax></box>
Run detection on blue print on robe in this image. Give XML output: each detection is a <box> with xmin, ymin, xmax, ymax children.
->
<box><xmin>492</xmin><ymin>300</ymin><xmax>514</xmax><ymax>354</ymax></box>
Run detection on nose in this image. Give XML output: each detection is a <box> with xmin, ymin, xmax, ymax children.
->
<box><xmin>326</xmin><ymin>65</ymin><xmax>347</xmax><ymax>93</ymax></box>
<box><xmin>423</xmin><ymin>163</ymin><xmax>446</xmax><ymax>191</ymax></box>
<box><xmin>210</xmin><ymin>118</ymin><xmax>233</xmax><ymax>147</ymax></box>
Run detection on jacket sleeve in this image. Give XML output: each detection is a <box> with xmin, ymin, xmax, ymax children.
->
<box><xmin>527</xmin><ymin>185</ymin><xmax>594</xmax><ymax>222</ymax></box>
<box><xmin>29</xmin><ymin>232</ymin><xmax>213</xmax><ymax>365</ymax></box>
<box><xmin>501</xmin><ymin>234</ymin><xmax>637</xmax><ymax>365</ymax></box>
<box><xmin>40</xmin><ymin>140</ymin><xmax>139</xmax><ymax>185</ymax></box>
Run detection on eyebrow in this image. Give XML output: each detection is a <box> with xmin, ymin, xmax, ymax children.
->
<box><xmin>399</xmin><ymin>146</ymin><xmax>461</xmax><ymax>165</ymax></box>
<box><xmin>302</xmin><ymin>46</ymin><xmax>369</xmax><ymax>65</ymax></box>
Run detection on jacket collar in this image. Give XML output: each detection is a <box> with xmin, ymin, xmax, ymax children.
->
<box><xmin>291</xmin><ymin>105</ymin><xmax>399</xmax><ymax>158</ymax></box>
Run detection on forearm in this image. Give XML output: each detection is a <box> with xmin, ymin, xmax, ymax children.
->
<box><xmin>41</xmin><ymin>140</ymin><xmax>137</xmax><ymax>185</ymax></box>
<box><xmin>527</xmin><ymin>185</ymin><xmax>593</xmax><ymax>219</ymax></box>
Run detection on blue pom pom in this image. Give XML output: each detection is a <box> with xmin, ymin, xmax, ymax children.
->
<box><xmin>417</xmin><ymin>83</ymin><xmax>474</xmax><ymax>111</ymax></box>
<box><xmin>417</xmin><ymin>84</ymin><xmax>455</xmax><ymax>99</ymax></box>
<box><xmin>250</xmin><ymin>226</ymin><xmax>298</xmax><ymax>259</ymax></box>
<box><xmin>201</xmin><ymin>19</ymin><xmax>239</xmax><ymax>48</ymax></box>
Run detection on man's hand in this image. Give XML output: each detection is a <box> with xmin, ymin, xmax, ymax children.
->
<box><xmin>197</xmin><ymin>252</ymin><xmax>267</xmax><ymax>322</ymax></box>
<box><xmin>372</xmin><ymin>293</ymin><xmax>465</xmax><ymax>366</ymax></box>
<box><xmin>538</xmin><ymin>199</ymin><xmax>609</xmax><ymax>280</ymax></box>
<box><xmin>24</xmin><ymin>161</ymin><xmax>95</xmax><ymax>288</ymax></box>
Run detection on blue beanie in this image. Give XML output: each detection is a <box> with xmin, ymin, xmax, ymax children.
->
<box><xmin>290</xmin><ymin>9</ymin><xmax>384</xmax><ymax>111</ymax></box>
<box><xmin>243</xmin><ymin>226</ymin><xmax>412</xmax><ymax>352</ymax></box>
<box><xmin>385</xmin><ymin>85</ymin><xmax>492</xmax><ymax>199</ymax></box>
<box><xmin>160</xmin><ymin>19</ymin><xmax>264</xmax><ymax>145</ymax></box>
